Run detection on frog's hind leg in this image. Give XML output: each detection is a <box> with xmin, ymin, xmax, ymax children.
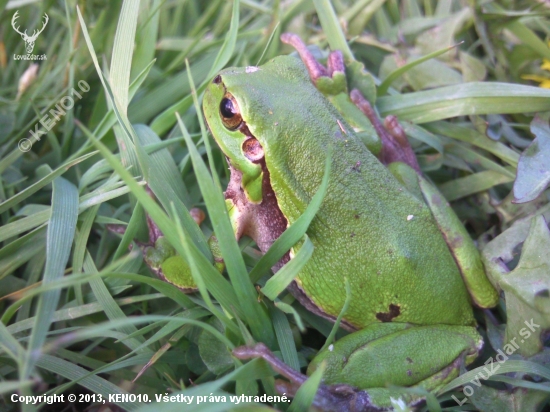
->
<box><xmin>311</xmin><ymin>322</ymin><xmax>482</xmax><ymax>409</ymax></box>
<box><xmin>350</xmin><ymin>89</ymin><xmax>421</xmax><ymax>173</ymax></box>
<box><xmin>234</xmin><ymin>324</ymin><xmax>483</xmax><ymax>411</ymax></box>
<box><xmin>234</xmin><ymin>343</ymin><xmax>387</xmax><ymax>412</ymax></box>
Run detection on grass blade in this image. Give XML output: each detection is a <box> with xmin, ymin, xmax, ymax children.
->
<box><xmin>21</xmin><ymin>177</ymin><xmax>78</xmax><ymax>379</ymax></box>
<box><xmin>378</xmin><ymin>82</ymin><xmax>550</xmax><ymax>123</ymax></box>
<box><xmin>177</xmin><ymin>114</ymin><xmax>276</xmax><ymax>347</ymax></box>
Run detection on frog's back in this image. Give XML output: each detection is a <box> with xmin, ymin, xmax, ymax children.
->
<box><xmin>231</xmin><ymin>56</ymin><xmax>475</xmax><ymax>329</ymax></box>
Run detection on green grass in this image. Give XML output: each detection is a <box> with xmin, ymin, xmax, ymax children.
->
<box><xmin>1</xmin><ymin>0</ymin><xmax>550</xmax><ymax>411</ymax></box>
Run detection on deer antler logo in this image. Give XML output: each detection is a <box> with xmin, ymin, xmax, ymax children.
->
<box><xmin>12</xmin><ymin>11</ymin><xmax>49</xmax><ymax>54</ymax></box>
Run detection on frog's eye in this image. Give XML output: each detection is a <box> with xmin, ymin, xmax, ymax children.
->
<box><xmin>219</xmin><ymin>93</ymin><xmax>242</xmax><ymax>130</ymax></box>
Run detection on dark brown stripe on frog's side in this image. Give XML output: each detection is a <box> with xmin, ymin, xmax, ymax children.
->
<box><xmin>230</xmin><ymin>120</ymin><xmax>358</xmax><ymax>331</ymax></box>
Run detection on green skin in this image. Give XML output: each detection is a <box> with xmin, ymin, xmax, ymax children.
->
<box><xmin>199</xmin><ymin>55</ymin><xmax>498</xmax><ymax>409</ymax></box>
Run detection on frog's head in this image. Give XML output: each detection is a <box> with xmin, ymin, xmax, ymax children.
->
<box><xmin>203</xmin><ymin>56</ymin><xmax>313</xmax><ymax>203</ymax></box>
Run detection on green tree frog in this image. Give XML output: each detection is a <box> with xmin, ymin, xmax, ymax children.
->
<box><xmin>185</xmin><ymin>33</ymin><xmax>498</xmax><ymax>411</ymax></box>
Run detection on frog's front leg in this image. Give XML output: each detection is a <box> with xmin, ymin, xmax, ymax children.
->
<box><xmin>235</xmin><ymin>323</ymin><xmax>483</xmax><ymax>411</ymax></box>
<box><xmin>107</xmin><ymin>187</ymin><xmax>210</xmax><ymax>292</ymax></box>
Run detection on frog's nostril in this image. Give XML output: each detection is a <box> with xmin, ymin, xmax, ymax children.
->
<box><xmin>213</xmin><ymin>75</ymin><xmax>222</xmax><ymax>84</ymax></box>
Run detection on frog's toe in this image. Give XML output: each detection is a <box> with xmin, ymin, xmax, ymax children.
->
<box><xmin>327</xmin><ymin>50</ymin><xmax>345</xmax><ymax>77</ymax></box>
<box><xmin>281</xmin><ymin>32</ymin><xmax>327</xmax><ymax>83</ymax></box>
